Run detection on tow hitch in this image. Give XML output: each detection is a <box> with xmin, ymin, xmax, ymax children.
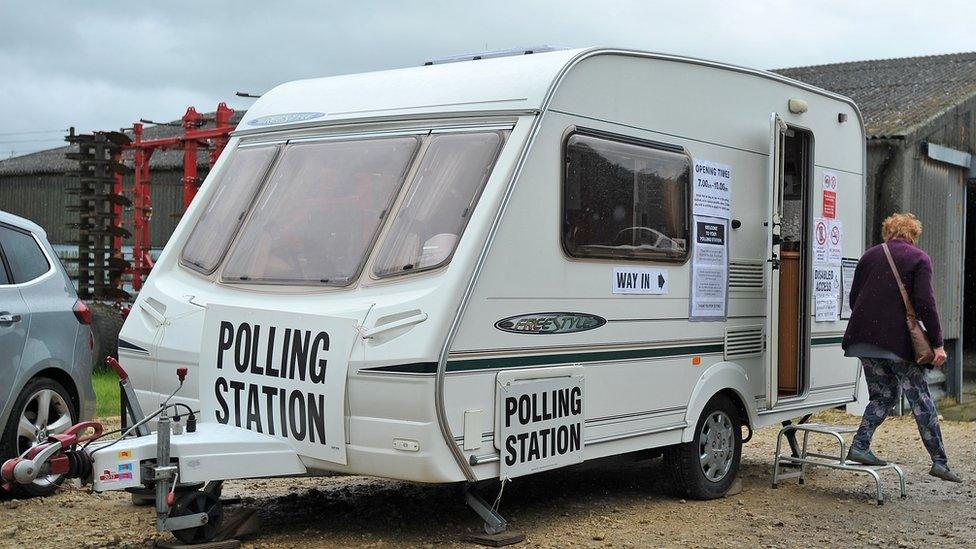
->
<box><xmin>2</xmin><ymin>358</ymin><xmax>300</xmax><ymax>544</ymax></box>
<box><xmin>1</xmin><ymin>421</ymin><xmax>102</xmax><ymax>490</ymax></box>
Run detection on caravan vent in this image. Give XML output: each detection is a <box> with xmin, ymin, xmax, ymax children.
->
<box><xmin>729</xmin><ymin>259</ymin><xmax>764</xmax><ymax>290</ymax></box>
<box><xmin>724</xmin><ymin>325</ymin><xmax>765</xmax><ymax>360</ymax></box>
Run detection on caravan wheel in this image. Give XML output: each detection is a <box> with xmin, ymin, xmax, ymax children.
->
<box><xmin>666</xmin><ymin>394</ymin><xmax>742</xmax><ymax>500</ymax></box>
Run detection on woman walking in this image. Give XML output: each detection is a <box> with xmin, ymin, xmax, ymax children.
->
<box><xmin>842</xmin><ymin>213</ymin><xmax>961</xmax><ymax>482</ymax></box>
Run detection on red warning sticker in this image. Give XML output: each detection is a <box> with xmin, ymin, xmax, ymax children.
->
<box><xmin>823</xmin><ymin>190</ymin><xmax>836</xmax><ymax>218</ymax></box>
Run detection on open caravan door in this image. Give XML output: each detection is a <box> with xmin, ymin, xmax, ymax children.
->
<box><xmin>197</xmin><ymin>303</ymin><xmax>368</xmax><ymax>466</ymax></box>
<box><xmin>763</xmin><ymin>113</ymin><xmax>788</xmax><ymax>410</ymax></box>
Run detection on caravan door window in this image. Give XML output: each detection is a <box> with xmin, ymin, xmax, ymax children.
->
<box><xmin>372</xmin><ymin>131</ymin><xmax>506</xmax><ymax>277</ymax></box>
<box><xmin>563</xmin><ymin>132</ymin><xmax>690</xmax><ymax>262</ymax></box>
<box><xmin>221</xmin><ymin>136</ymin><xmax>420</xmax><ymax>285</ymax></box>
<box><xmin>181</xmin><ymin>146</ymin><xmax>279</xmax><ymax>274</ymax></box>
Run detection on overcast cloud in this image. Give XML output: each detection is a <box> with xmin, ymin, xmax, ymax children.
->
<box><xmin>1</xmin><ymin>0</ymin><xmax>974</xmax><ymax>157</ymax></box>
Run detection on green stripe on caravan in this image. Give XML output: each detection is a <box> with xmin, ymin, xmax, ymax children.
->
<box><xmin>811</xmin><ymin>336</ymin><xmax>843</xmax><ymax>346</ymax></box>
<box><xmin>366</xmin><ymin>343</ymin><xmax>725</xmax><ymax>374</ymax></box>
<box><xmin>367</xmin><ymin>337</ymin><xmax>845</xmax><ymax>374</ymax></box>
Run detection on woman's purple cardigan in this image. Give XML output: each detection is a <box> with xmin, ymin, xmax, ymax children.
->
<box><xmin>842</xmin><ymin>238</ymin><xmax>943</xmax><ymax>362</ymax></box>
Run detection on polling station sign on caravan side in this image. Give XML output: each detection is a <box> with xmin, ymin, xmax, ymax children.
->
<box><xmin>497</xmin><ymin>376</ymin><xmax>585</xmax><ymax>479</ymax></box>
<box><xmin>199</xmin><ymin>304</ymin><xmax>355</xmax><ymax>464</ymax></box>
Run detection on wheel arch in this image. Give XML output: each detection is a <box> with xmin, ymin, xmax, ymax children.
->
<box><xmin>29</xmin><ymin>367</ymin><xmax>81</xmax><ymax>419</ymax></box>
<box><xmin>681</xmin><ymin>361</ymin><xmax>754</xmax><ymax>443</ymax></box>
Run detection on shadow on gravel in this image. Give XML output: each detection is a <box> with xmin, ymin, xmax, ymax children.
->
<box><xmin>244</xmin><ymin>452</ymin><xmax>684</xmax><ymax>542</ymax></box>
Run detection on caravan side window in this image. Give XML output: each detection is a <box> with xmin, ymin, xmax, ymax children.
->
<box><xmin>563</xmin><ymin>132</ymin><xmax>690</xmax><ymax>262</ymax></box>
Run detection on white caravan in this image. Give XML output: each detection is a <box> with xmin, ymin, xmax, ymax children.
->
<box><xmin>22</xmin><ymin>47</ymin><xmax>868</xmax><ymax>540</ymax></box>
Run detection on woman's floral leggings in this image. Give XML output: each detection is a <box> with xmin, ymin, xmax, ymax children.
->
<box><xmin>852</xmin><ymin>358</ymin><xmax>948</xmax><ymax>465</ymax></box>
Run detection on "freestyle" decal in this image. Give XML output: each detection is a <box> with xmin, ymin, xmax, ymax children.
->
<box><xmin>494</xmin><ymin>312</ymin><xmax>606</xmax><ymax>335</ymax></box>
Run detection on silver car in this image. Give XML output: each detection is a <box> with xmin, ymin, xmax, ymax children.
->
<box><xmin>0</xmin><ymin>210</ymin><xmax>95</xmax><ymax>496</ymax></box>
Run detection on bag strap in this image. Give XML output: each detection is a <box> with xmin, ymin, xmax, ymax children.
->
<box><xmin>882</xmin><ymin>242</ymin><xmax>917</xmax><ymax>320</ymax></box>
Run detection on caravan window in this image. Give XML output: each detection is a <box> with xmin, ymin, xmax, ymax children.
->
<box><xmin>372</xmin><ymin>131</ymin><xmax>506</xmax><ymax>277</ymax></box>
<box><xmin>181</xmin><ymin>146</ymin><xmax>279</xmax><ymax>274</ymax></box>
<box><xmin>221</xmin><ymin>136</ymin><xmax>420</xmax><ymax>285</ymax></box>
<box><xmin>563</xmin><ymin>132</ymin><xmax>690</xmax><ymax>262</ymax></box>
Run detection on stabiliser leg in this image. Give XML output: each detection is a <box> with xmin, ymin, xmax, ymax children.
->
<box><xmin>466</xmin><ymin>485</ymin><xmax>507</xmax><ymax>535</ymax></box>
<box><xmin>462</xmin><ymin>482</ymin><xmax>525</xmax><ymax>547</ymax></box>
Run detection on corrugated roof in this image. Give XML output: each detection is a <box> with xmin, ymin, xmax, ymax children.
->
<box><xmin>0</xmin><ymin>110</ymin><xmax>245</xmax><ymax>176</ymax></box>
<box><xmin>775</xmin><ymin>52</ymin><xmax>976</xmax><ymax>138</ymax></box>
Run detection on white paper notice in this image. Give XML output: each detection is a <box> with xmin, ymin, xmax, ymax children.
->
<box><xmin>813</xmin><ymin>265</ymin><xmax>841</xmax><ymax>322</ymax></box>
<box><xmin>813</xmin><ymin>217</ymin><xmax>830</xmax><ymax>265</ymax></box>
<box><xmin>692</xmin><ymin>160</ymin><xmax>732</xmax><ymax>219</ymax></box>
<box><xmin>815</xmin><ymin>295</ymin><xmax>840</xmax><ymax>322</ymax></box>
<box><xmin>828</xmin><ymin>220</ymin><xmax>843</xmax><ymax>264</ymax></box>
<box><xmin>612</xmin><ymin>267</ymin><xmax>668</xmax><ymax>295</ymax></box>
<box><xmin>813</xmin><ymin>265</ymin><xmax>841</xmax><ymax>297</ymax></box>
<box><xmin>841</xmin><ymin>258</ymin><xmax>858</xmax><ymax>319</ymax></box>
<box><xmin>689</xmin><ymin>216</ymin><xmax>729</xmax><ymax>321</ymax></box>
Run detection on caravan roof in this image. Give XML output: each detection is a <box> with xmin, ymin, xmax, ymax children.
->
<box><xmin>238</xmin><ymin>47</ymin><xmax>863</xmax><ymax>133</ymax></box>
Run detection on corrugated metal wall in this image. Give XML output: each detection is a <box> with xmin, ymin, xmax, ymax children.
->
<box><xmin>0</xmin><ymin>174</ymin><xmax>71</xmax><ymax>240</ymax></box>
<box><xmin>0</xmin><ymin>170</ymin><xmax>189</xmax><ymax>248</ymax></box>
<box><xmin>910</xmin><ymin>155</ymin><xmax>965</xmax><ymax>339</ymax></box>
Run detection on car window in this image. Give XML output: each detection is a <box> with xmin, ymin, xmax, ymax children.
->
<box><xmin>0</xmin><ymin>254</ymin><xmax>9</xmax><ymax>285</ymax></box>
<box><xmin>0</xmin><ymin>225</ymin><xmax>50</xmax><ymax>283</ymax></box>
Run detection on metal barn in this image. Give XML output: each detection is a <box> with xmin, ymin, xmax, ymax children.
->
<box><xmin>777</xmin><ymin>52</ymin><xmax>976</xmax><ymax>401</ymax></box>
<box><xmin>0</xmin><ymin>110</ymin><xmax>244</xmax><ymax>252</ymax></box>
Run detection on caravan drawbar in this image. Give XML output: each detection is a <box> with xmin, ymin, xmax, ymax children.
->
<box><xmin>2</xmin><ymin>47</ymin><xmax>865</xmax><ymax>542</ymax></box>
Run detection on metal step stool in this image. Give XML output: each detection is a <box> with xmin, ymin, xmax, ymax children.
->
<box><xmin>772</xmin><ymin>423</ymin><xmax>906</xmax><ymax>505</ymax></box>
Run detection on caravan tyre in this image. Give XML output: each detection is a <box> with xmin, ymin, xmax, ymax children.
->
<box><xmin>666</xmin><ymin>394</ymin><xmax>741</xmax><ymax>500</ymax></box>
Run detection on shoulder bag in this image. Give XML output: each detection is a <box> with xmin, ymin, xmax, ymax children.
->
<box><xmin>881</xmin><ymin>242</ymin><xmax>935</xmax><ymax>365</ymax></box>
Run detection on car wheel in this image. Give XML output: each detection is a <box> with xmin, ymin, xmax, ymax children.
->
<box><xmin>665</xmin><ymin>394</ymin><xmax>742</xmax><ymax>500</ymax></box>
<box><xmin>0</xmin><ymin>377</ymin><xmax>77</xmax><ymax>497</ymax></box>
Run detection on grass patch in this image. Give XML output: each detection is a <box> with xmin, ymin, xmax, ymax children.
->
<box><xmin>92</xmin><ymin>371</ymin><xmax>121</xmax><ymax>418</ymax></box>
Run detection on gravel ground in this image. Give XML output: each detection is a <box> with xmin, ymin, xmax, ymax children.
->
<box><xmin>2</xmin><ymin>409</ymin><xmax>975</xmax><ymax>548</ymax></box>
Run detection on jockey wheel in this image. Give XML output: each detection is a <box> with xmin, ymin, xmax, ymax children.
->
<box><xmin>170</xmin><ymin>489</ymin><xmax>224</xmax><ymax>544</ymax></box>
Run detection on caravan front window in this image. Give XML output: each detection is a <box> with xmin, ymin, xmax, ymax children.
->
<box><xmin>221</xmin><ymin>136</ymin><xmax>420</xmax><ymax>285</ymax></box>
<box><xmin>181</xmin><ymin>146</ymin><xmax>279</xmax><ymax>274</ymax></box>
<box><xmin>563</xmin><ymin>132</ymin><xmax>690</xmax><ymax>262</ymax></box>
<box><xmin>372</xmin><ymin>131</ymin><xmax>506</xmax><ymax>277</ymax></box>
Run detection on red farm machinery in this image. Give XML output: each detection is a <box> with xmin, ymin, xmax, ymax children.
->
<box><xmin>65</xmin><ymin>103</ymin><xmax>237</xmax><ymax>362</ymax></box>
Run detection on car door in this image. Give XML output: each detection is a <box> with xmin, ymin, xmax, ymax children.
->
<box><xmin>0</xmin><ymin>235</ymin><xmax>31</xmax><ymax>417</ymax></box>
<box><xmin>1</xmin><ymin>224</ymin><xmax>77</xmax><ymax>375</ymax></box>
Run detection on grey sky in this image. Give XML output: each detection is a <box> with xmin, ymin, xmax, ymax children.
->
<box><xmin>1</xmin><ymin>0</ymin><xmax>974</xmax><ymax>157</ymax></box>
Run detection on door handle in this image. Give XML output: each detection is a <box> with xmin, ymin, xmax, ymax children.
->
<box><xmin>0</xmin><ymin>313</ymin><xmax>22</xmax><ymax>324</ymax></box>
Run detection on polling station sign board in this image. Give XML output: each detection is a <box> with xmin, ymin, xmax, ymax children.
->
<box><xmin>199</xmin><ymin>304</ymin><xmax>356</xmax><ymax>465</ymax></box>
<box><xmin>497</xmin><ymin>376</ymin><xmax>585</xmax><ymax>479</ymax></box>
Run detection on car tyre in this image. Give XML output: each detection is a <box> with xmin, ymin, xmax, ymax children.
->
<box><xmin>0</xmin><ymin>377</ymin><xmax>78</xmax><ymax>497</ymax></box>
<box><xmin>665</xmin><ymin>394</ymin><xmax>742</xmax><ymax>500</ymax></box>
<box><xmin>90</xmin><ymin>302</ymin><xmax>124</xmax><ymax>370</ymax></box>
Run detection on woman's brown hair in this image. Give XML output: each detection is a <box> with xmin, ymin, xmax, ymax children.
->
<box><xmin>882</xmin><ymin>212</ymin><xmax>922</xmax><ymax>244</ymax></box>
